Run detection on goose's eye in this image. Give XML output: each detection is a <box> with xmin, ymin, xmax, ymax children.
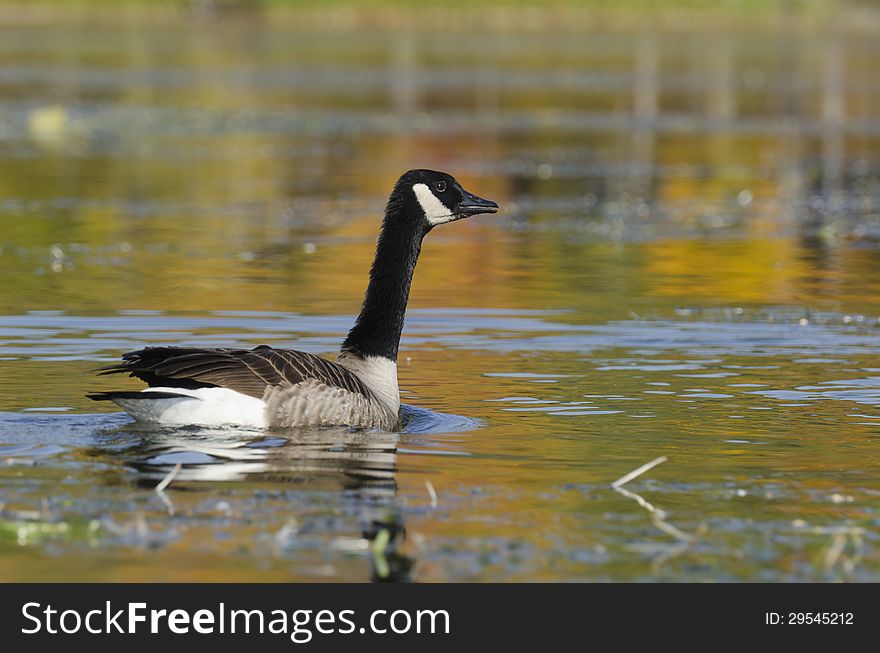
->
<box><xmin>435</xmin><ymin>181</ymin><xmax>446</xmax><ymax>193</ymax></box>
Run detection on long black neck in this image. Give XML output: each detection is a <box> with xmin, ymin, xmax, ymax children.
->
<box><xmin>341</xmin><ymin>193</ymin><xmax>425</xmax><ymax>362</ymax></box>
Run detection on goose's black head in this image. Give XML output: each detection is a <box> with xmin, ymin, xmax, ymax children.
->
<box><xmin>386</xmin><ymin>169</ymin><xmax>498</xmax><ymax>233</ymax></box>
<box><xmin>343</xmin><ymin>170</ymin><xmax>497</xmax><ymax>362</ymax></box>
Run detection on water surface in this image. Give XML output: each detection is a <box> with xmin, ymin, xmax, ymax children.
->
<box><xmin>1</xmin><ymin>18</ymin><xmax>880</xmax><ymax>581</ymax></box>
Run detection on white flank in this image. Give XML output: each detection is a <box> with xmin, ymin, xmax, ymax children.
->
<box><xmin>336</xmin><ymin>352</ymin><xmax>400</xmax><ymax>413</ymax></box>
<box><xmin>112</xmin><ymin>387</ymin><xmax>267</xmax><ymax>428</ymax></box>
<box><xmin>412</xmin><ymin>183</ymin><xmax>455</xmax><ymax>226</ymax></box>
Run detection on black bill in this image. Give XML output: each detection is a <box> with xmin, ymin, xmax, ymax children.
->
<box><xmin>457</xmin><ymin>187</ymin><xmax>499</xmax><ymax>217</ymax></box>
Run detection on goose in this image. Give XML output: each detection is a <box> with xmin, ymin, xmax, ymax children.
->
<box><xmin>88</xmin><ymin>169</ymin><xmax>498</xmax><ymax>431</ymax></box>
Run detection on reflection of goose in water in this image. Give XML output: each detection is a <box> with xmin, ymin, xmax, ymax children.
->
<box><xmin>135</xmin><ymin>426</ymin><xmax>399</xmax><ymax>488</ymax></box>
<box><xmin>89</xmin><ymin>170</ymin><xmax>498</xmax><ymax>431</ymax></box>
<box><xmin>123</xmin><ymin>405</ymin><xmax>475</xmax><ymax>485</ymax></box>
<box><xmin>121</xmin><ymin>423</ymin><xmax>406</xmax><ymax>580</ymax></box>
<box><xmin>112</xmin><ymin>407</ymin><xmax>478</xmax><ymax>582</ymax></box>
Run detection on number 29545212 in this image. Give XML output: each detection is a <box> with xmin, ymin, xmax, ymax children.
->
<box><xmin>765</xmin><ymin>613</ymin><xmax>853</xmax><ymax>625</ymax></box>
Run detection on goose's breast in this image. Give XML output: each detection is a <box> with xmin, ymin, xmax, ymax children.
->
<box><xmin>264</xmin><ymin>380</ymin><xmax>397</xmax><ymax>429</ymax></box>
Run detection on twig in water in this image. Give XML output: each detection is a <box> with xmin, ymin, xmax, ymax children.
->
<box><xmin>651</xmin><ymin>523</ymin><xmax>709</xmax><ymax>573</ymax></box>
<box><xmin>156</xmin><ymin>463</ymin><xmax>182</xmax><ymax>493</ymax></box>
<box><xmin>156</xmin><ymin>491</ymin><xmax>175</xmax><ymax>516</ymax></box>
<box><xmin>650</xmin><ymin>512</ymin><xmax>693</xmax><ymax>543</ymax></box>
<box><xmin>613</xmin><ymin>485</ymin><xmax>666</xmax><ymax>519</ymax></box>
<box><xmin>822</xmin><ymin>532</ymin><xmax>847</xmax><ymax>571</ymax></box>
<box><xmin>815</xmin><ymin>526</ymin><xmax>865</xmax><ymax>575</ymax></box>
<box><xmin>424</xmin><ymin>480</ymin><xmax>438</xmax><ymax>509</ymax></box>
<box><xmin>612</xmin><ymin>456</ymin><xmax>668</xmax><ymax>489</ymax></box>
<box><xmin>612</xmin><ymin>456</ymin><xmax>701</xmax><ymax>552</ymax></box>
<box><xmin>155</xmin><ymin>463</ymin><xmax>182</xmax><ymax>516</ymax></box>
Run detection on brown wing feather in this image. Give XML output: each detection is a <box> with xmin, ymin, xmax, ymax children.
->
<box><xmin>96</xmin><ymin>346</ymin><xmax>375</xmax><ymax>399</ymax></box>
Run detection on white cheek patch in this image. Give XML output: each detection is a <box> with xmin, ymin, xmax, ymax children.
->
<box><xmin>412</xmin><ymin>183</ymin><xmax>455</xmax><ymax>226</ymax></box>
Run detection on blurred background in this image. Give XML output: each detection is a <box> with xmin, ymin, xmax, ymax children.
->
<box><xmin>2</xmin><ymin>1</ymin><xmax>880</xmax><ymax>582</ymax></box>
<box><xmin>2</xmin><ymin>0</ymin><xmax>880</xmax><ymax>317</ymax></box>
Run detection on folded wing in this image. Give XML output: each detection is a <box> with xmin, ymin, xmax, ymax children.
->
<box><xmin>97</xmin><ymin>345</ymin><xmax>374</xmax><ymax>400</ymax></box>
